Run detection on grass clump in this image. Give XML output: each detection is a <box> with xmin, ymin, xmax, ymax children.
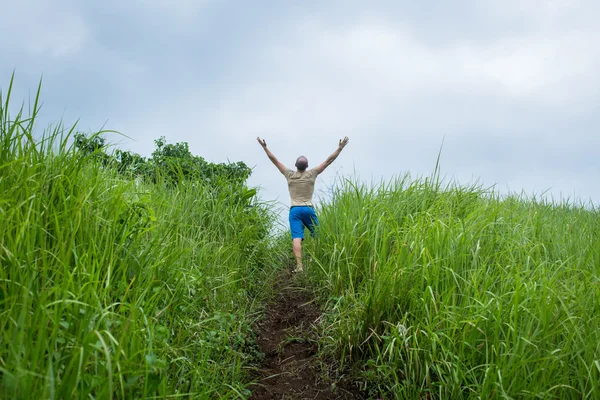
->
<box><xmin>305</xmin><ymin>174</ymin><xmax>600</xmax><ymax>399</ymax></box>
<box><xmin>0</xmin><ymin>78</ymin><xmax>280</xmax><ymax>399</ymax></box>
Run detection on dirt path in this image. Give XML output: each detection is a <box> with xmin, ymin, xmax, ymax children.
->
<box><xmin>250</xmin><ymin>270</ymin><xmax>366</xmax><ymax>400</ymax></box>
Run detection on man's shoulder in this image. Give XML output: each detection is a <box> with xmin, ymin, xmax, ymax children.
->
<box><xmin>307</xmin><ymin>168</ymin><xmax>319</xmax><ymax>179</ymax></box>
<box><xmin>282</xmin><ymin>168</ymin><xmax>295</xmax><ymax>178</ymax></box>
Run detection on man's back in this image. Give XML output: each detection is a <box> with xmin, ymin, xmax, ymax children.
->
<box><xmin>284</xmin><ymin>168</ymin><xmax>318</xmax><ymax>207</ymax></box>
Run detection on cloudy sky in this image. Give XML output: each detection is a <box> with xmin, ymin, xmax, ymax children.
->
<box><xmin>2</xmin><ymin>0</ymin><xmax>599</xmax><ymax>220</ymax></box>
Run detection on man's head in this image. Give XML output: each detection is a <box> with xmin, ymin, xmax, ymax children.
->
<box><xmin>295</xmin><ymin>156</ymin><xmax>308</xmax><ymax>172</ymax></box>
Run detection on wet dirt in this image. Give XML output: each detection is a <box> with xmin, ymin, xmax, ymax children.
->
<box><xmin>250</xmin><ymin>269</ymin><xmax>366</xmax><ymax>400</ymax></box>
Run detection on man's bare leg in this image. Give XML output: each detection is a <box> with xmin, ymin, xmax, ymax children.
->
<box><xmin>292</xmin><ymin>238</ymin><xmax>303</xmax><ymax>272</ymax></box>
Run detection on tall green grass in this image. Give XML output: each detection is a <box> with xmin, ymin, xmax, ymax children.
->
<box><xmin>305</xmin><ymin>174</ymin><xmax>600</xmax><ymax>399</ymax></box>
<box><xmin>0</xmin><ymin>79</ymin><xmax>281</xmax><ymax>399</ymax></box>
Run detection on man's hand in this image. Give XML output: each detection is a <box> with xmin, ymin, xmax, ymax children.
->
<box><xmin>338</xmin><ymin>136</ymin><xmax>349</xmax><ymax>149</ymax></box>
<box><xmin>257</xmin><ymin>137</ymin><xmax>267</xmax><ymax>148</ymax></box>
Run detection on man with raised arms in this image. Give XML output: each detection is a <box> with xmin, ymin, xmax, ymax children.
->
<box><xmin>257</xmin><ymin>136</ymin><xmax>350</xmax><ymax>272</ymax></box>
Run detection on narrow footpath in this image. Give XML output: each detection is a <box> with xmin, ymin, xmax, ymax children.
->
<box><xmin>250</xmin><ymin>269</ymin><xmax>366</xmax><ymax>400</ymax></box>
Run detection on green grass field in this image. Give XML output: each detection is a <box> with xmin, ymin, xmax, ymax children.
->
<box><xmin>2</xmin><ymin>78</ymin><xmax>599</xmax><ymax>399</ymax></box>
<box><xmin>0</xmin><ymin>81</ymin><xmax>283</xmax><ymax>399</ymax></box>
<box><xmin>304</xmin><ymin>175</ymin><xmax>600</xmax><ymax>399</ymax></box>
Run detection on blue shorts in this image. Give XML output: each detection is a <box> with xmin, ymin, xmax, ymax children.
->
<box><xmin>289</xmin><ymin>206</ymin><xmax>319</xmax><ymax>240</ymax></box>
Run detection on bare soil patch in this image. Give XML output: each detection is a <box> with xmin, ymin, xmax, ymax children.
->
<box><xmin>250</xmin><ymin>270</ymin><xmax>366</xmax><ymax>400</ymax></box>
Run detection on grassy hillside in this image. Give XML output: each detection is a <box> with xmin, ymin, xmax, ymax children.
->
<box><xmin>4</xmin><ymin>77</ymin><xmax>599</xmax><ymax>399</ymax></box>
<box><xmin>0</xmin><ymin>82</ymin><xmax>281</xmax><ymax>399</ymax></box>
<box><xmin>304</xmin><ymin>175</ymin><xmax>600</xmax><ymax>399</ymax></box>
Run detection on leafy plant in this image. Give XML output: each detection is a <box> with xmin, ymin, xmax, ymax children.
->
<box><xmin>0</xmin><ymin>75</ymin><xmax>282</xmax><ymax>399</ymax></box>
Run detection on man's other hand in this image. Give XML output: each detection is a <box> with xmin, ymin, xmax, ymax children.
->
<box><xmin>339</xmin><ymin>136</ymin><xmax>349</xmax><ymax>149</ymax></box>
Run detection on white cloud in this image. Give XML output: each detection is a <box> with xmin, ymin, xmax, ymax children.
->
<box><xmin>478</xmin><ymin>0</ymin><xmax>591</xmax><ymax>24</ymax></box>
<box><xmin>1</xmin><ymin>0</ymin><xmax>88</xmax><ymax>58</ymax></box>
<box><xmin>202</xmin><ymin>13</ymin><xmax>599</xmax><ymax>150</ymax></box>
<box><xmin>135</xmin><ymin>0</ymin><xmax>215</xmax><ymax>17</ymax></box>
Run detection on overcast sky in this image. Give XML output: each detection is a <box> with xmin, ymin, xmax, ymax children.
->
<box><xmin>2</xmin><ymin>0</ymin><xmax>599</xmax><ymax>221</ymax></box>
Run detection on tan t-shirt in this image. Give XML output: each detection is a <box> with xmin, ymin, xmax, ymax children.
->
<box><xmin>283</xmin><ymin>168</ymin><xmax>319</xmax><ymax>207</ymax></box>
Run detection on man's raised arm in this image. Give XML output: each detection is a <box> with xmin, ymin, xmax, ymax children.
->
<box><xmin>315</xmin><ymin>136</ymin><xmax>349</xmax><ymax>174</ymax></box>
<box><xmin>257</xmin><ymin>137</ymin><xmax>287</xmax><ymax>174</ymax></box>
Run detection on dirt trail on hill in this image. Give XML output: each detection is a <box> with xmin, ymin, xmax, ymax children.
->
<box><xmin>250</xmin><ymin>270</ymin><xmax>366</xmax><ymax>400</ymax></box>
